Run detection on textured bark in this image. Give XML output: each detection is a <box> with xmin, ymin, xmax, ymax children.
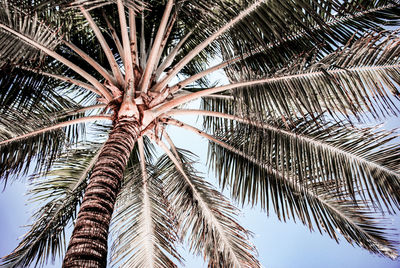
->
<box><xmin>63</xmin><ymin>117</ymin><xmax>140</xmax><ymax>268</ymax></box>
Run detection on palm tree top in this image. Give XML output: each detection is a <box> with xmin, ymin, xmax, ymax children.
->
<box><xmin>0</xmin><ymin>0</ymin><xmax>400</xmax><ymax>267</ymax></box>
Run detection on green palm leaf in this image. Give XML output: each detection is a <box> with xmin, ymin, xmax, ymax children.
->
<box><xmin>0</xmin><ymin>1</ymin><xmax>62</xmax><ymax>68</ymax></box>
<box><xmin>0</xmin><ymin>105</ymin><xmax>109</xmax><ymax>182</ymax></box>
<box><xmin>0</xmin><ymin>109</ymin><xmax>65</xmax><ymax>182</ymax></box>
<box><xmin>207</xmin><ymin>115</ymin><xmax>400</xmax><ymax>210</ymax></box>
<box><xmin>221</xmin><ymin>1</ymin><xmax>400</xmax><ymax>81</ymax></box>
<box><xmin>157</xmin><ymin>147</ymin><xmax>260</xmax><ymax>268</ymax></box>
<box><xmin>204</xmin><ymin>121</ymin><xmax>399</xmax><ymax>259</ymax></box>
<box><xmin>161</xmin><ymin>116</ymin><xmax>400</xmax><ymax>259</ymax></box>
<box><xmin>0</xmin><ymin>67</ymin><xmax>78</xmax><ymax>111</ymax></box>
<box><xmin>110</xmin><ymin>163</ymin><xmax>182</xmax><ymax>268</ymax></box>
<box><xmin>223</xmin><ymin>31</ymin><xmax>400</xmax><ymax>121</ymax></box>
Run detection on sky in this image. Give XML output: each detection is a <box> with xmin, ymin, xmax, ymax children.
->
<box><xmin>0</xmin><ymin>112</ymin><xmax>400</xmax><ymax>268</ymax></box>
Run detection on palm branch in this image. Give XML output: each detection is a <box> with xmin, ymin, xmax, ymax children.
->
<box><xmin>163</xmin><ymin>117</ymin><xmax>400</xmax><ymax>259</ymax></box>
<box><xmin>110</xmin><ymin>160</ymin><xmax>182</xmax><ymax>268</ymax></box>
<box><xmin>153</xmin><ymin>144</ymin><xmax>260</xmax><ymax>267</ymax></box>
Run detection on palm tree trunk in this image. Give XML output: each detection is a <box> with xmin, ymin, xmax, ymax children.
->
<box><xmin>63</xmin><ymin>117</ymin><xmax>140</xmax><ymax>268</ymax></box>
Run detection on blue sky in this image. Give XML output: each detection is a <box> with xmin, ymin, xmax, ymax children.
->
<box><xmin>1</xmin><ymin>113</ymin><xmax>399</xmax><ymax>268</ymax></box>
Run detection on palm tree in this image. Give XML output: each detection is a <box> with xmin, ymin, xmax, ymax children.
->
<box><xmin>1</xmin><ymin>0</ymin><xmax>400</xmax><ymax>267</ymax></box>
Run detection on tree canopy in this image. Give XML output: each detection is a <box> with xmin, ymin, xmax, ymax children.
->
<box><xmin>0</xmin><ymin>0</ymin><xmax>400</xmax><ymax>267</ymax></box>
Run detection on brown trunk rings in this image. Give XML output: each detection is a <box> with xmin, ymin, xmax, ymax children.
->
<box><xmin>63</xmin><ymin>117</ymin><xmax>140</xmax><ymax>268</ymax></box>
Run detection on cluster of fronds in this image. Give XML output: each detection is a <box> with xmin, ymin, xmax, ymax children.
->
<box><xmin>0</xmin><ymin>0</ymin><xmax>399</xmax><ymax>267</ymax></box>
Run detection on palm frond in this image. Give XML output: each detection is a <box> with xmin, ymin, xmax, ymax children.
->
<box><xmin>201</xmin><ymin>97</ymin><xmax>236</xmax><ymax>131</ymax></box>
<box><xmin>171</xmin><ymin>120</ymin><xmax>399</xmax><ymax>260</ymax></box>
<box><xmin>0</xmin><ymin>143</ymin><xmax>103</xmax><ymax>268</ymax></box>
<box><xmin>0</xmin><ymin>105</ymin><xmax>109</xmax><ymax>183</ymax></box>
<box><xmin>0</xmin><ymin>109</ymin><xmax>64</xmax><ymax>183</ymax></box>
<box><xmin>156</xmin><ymin>146</ymin><xmax>260</xmax><ymax>268</ymax></box>
<box><xmin>171</xmin><ymin>0</ymin><xmax>340</xmax><ymax>87</ymax></box>
<box><xmin>162</xmin><ymin>117</ymin><xmax>399</xmax><ymax>259</ymax></box>
<box><xmin>154</xmin><ymin>0</ymin><xmax>349</xmax><ymax>92</ymax></box>
<box><xmin>0</xmin><ymin>1</ymin><xmax>62</xmax><ymax>68</ymax></box>
<box><xmin>193</xmin><ymin>31</ymin><xmax>400</xmax><ymax>122</ymax></box>
<box><xmin>170</xmin><ymin>1</ymin><xmax>400</xmax><ymax>101</ymax></box>
<box><xmin>202</xmin><ymin>113</ymin><xmax>400</xmax><ymax>211</ymax></box>
<box><xmin>110</xmin><ymin>162</ymin><xmax>182</xmax><ymax>268</ymax></box>
<box><xmin>0</xmin><ymin>4</ymin><xmax>110</xmax><ymax>98</ymax></box>
<box><xmin>124</xmin><ymin>135</ymin><xmax>157</xmax><ymax>165</ymax></box>
<box><xmin>208</xmin><ymin>133</ymin><xmax>399</xmax><ymax>259</ymax></box>
<box><xmin>0</xmin><ymin>66</ymin><xmax>81</xmax><ymax>112</ymax></box>
<box><xmin>220</xmin><ymin>1</ymin><xmax>400</xmax><ymax>75</ymax></box>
